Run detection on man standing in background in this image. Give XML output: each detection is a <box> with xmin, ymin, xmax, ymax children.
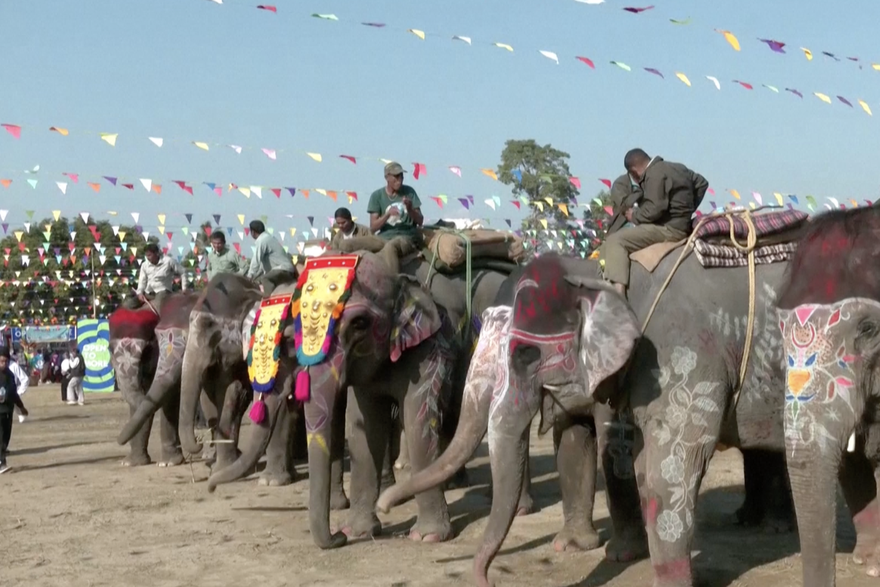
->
<box><xmin>66</xmin><ymin>343</ymin><xmax>85</xmax><ymax>406</ymax></box>
<box><xmin>245</xmin><ymin>220</ymin><xmax>297</xmax><ymax>297</ymax></box>
<box><xmin>206</xmin><ymin>231</ymin><xmax>246</xmax><ymax>281</ymax></box>
<box><xmin>0</xmin><ymin>347</ymin><xmax>29</xmax><ymax>474</ymax></box>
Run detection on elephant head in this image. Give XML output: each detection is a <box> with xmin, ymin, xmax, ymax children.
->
<box><xmin>377</xmin><ymin>253</ymin><xmax>640</xmax><ymax>585</ymax></box>
<box><xmin>108</xmin><ymin>306</ymin><xmax>162</xmax><ymax>409</ymax></box>
<box><xmin>115</xmin><ymin>293</ymin><xmax>199</xmax><ymax>446</ymax></box>
<box><xmin>207</xmin><ymin>252</ymin><xmax>443</xmax><ymax>549</ymax></box>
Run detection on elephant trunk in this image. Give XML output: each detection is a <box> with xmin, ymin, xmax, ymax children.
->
<box><xmin>206</xmin><ymin>391</ymin><xmax>283</xmax><ymax>492</ymax></box>
<box><xmin>304</xmin><ymin>360</ymin><xmax>347</xmax><ymax>550</ymax></box>
<box><xmin>473</xmin><ymin>424</ymin><xmax>530</xmax><ymax>587</ymax></box>
<box><xmin>376</xmin><ymin>352</ymin><xmax>494</xmax><ymax>513</ymax></box>
<box><xmin>116</xmin><ymin>373</ymin><xmax>174</xmax><ymax>445</ymax></box>
<box><xmin>179</xmin><ymin>319</ymin><xmax>211</xmax><ymax>455</ymax></box>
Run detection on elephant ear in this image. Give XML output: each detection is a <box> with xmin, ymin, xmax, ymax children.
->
<box><xmin>390</xmin><ymin>275</ymin><xmax>443</xmax><ymax>363</ymax></box>
<box><xmin>564</xmin><ymin>275</ymin><xmax>641</xmax><ymax>397</ymax></box>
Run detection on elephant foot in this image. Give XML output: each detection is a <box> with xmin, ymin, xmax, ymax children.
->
<box><xmin>552</xmin><ymin>525</ymin><xmax>601</xmax><ymax>553</ymax></box>
<box><xmin>157</xmin><ymin>456</ymin><xmax>185</xmax><ymax>468</ymax></box>
<box><xmin>734</xmin><ymin>499</ymin><xmax>763</xmax><ymax>527</ymax></box>
<box><xmin>760</xmin><ymin>512</ymin><xmax>795</xmax><ymax>534</ymax></box>
<box><xmin>408</xmin><ymin>518</ymin><xmax>453</xmax><ymax>543</ymax></box>
<box><xmin>515</xmin><ymin>492</ymin><xmax>537</xmax><ymax>517</ymax></box>
<box><xmin>121</xmin><ymin>453</ymin><xmax>152</xmax><ymax>467</ymax></box>
<box><xmin>852</xmin><ymin>533</ymin><xmax>879</xmax><ymax>566</ymax></box>
<box><xmin>442</xmin><ymin>467</ymin><xmax>470</xmax><ymax>491</ymax></box>
<box><xmin>604</xmin><ymin>529</ymin><xmax>649</xmax><ymax>562</ymax></box>
<box><xmin>257</xmin><ymin>471</ymin><xmax>293</xmax><ymax>487</ymax></box>
<box><xmin>330</xmin><ymin>490</ymin><xmax>350</xmax><ymax>511</ymax></box>
<box><xmin>338</xmin><ymin>514</ymin><xmax>382</xmax><ymax>539</ymax></box>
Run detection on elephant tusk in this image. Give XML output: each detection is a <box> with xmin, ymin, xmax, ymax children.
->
<box><xmin>847</xmin><ymin>432</ymin><xmax>857</xmax><ymax>453</ymax></box>
<box><xmin>543</xmin><ymin>384</ymin><xmax>564</xmax><ymax>392</ymax></box>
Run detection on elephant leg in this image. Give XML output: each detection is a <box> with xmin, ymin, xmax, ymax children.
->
<box><xmin>339</xmin><ymin>387</ymin><xmax>386</xmax><ymax>538</ymax></box>
<box><xmin>293</xmin><ymin>403</ymin><xmax>308</xmax><ymax>460</ymax></box>
<box><xmin>122</xmin><ymin>390</ymin><xmax>152</xmax><ymax>467</ymax></box>
<box><xmin>216</xmin><ymin>380</ymin><xmax>246</xmax><ymax>472</ymax></box>
<box><xmin>551</xmin><ymin>417</ymin><xmax>601</xmax><ymax>552</ymax></box>
<box><xmin>736</xmin><ymin>449</ymin><xmax>794</xmax><ymax>533</ymax></box>
<box><xmin>402</xmin><ymin>384</ymin><xmax>453</xmax><ymax>543</ymax></box>
<box><xmin>382</xmin><ymin>427</ymin><xmax>398</xmax><ymax>492</ymax></box>
<box><xmin>330</xmin><ymin>393</ymin><xmax>350</xmax><ymax>511</ymax></box>
<box><xmin>260</xmin><ymin>405</ymin><xmax>294</xmax><ymax>487</ymax></box>
<box><xmin>840</xmin><ymin>450</ymin><xmax>880</xmax><ymax>572</ymax></box>
<box><xmin>598</xmin><ymin>407</ymin><xmax>648</xmax><ymax>562</ymax></box>
<box><xmin>157</xmin><ymin>391</ymin><xmax>184</xmax><ymax>467</ymax></box>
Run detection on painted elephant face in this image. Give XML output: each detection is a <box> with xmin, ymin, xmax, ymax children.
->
<box><xmin>779</xmin><ymin>298</ymin><xmax>880</xmax><ymax>455</ymax></box>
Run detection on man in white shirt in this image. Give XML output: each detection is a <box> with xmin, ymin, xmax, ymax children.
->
<box><xmin>65</xmin><ymin>344</ymin><xmax>85</xmax><ymax>406</ymax></box>
<box><xmin>136</xmin><ymin>243</ymin><xmax>188</xmax><ymax>308</ymax></box>
<box><xmin>8</xmin><ymin>354</ymin><xmax>29</xmax><ymax>423</ymax></box>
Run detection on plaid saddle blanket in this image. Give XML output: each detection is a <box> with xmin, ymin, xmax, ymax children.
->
<box><xmin>691</xmin><ymin>209</ymin><xmax>808</xmax><ymax>268</ymax></box>
<box><xmin>692</xmin><ymin>208</ymin><xmax>809</xmax><ymax>242</ymax></box>
<box><xmin>694</xmin><ymin>240</ymin><xmax>798</xmax><ymax>268</ymax></box>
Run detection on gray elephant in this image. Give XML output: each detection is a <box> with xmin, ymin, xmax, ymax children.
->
<box><xmin>777</xmin><ymin>206</ymin><xmax>880</xmax><ymax>586</ymax></box>
<box><xmin>207</xmin><ymin>251</ymin><xmax>508</xmax><ymax>550</ymax></box>
<box><xmin>110</xmin><ymin>292</ymin><xmax>199</xmax><ymax>467</ymax></box>
<box><xmin>378</xmin><ymin>253</ymin><xmax>798</xmax><ymax>586</ymax></box>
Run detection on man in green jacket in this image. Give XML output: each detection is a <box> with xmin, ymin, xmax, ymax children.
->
<box><xmin>245</xmin><ymin>220</ymin><xmax>297</xmax><ymax>296</ymax></box>
<box><xmin>206</xmin><ymin>231</ymin><xmax>246</xmax><ymax>281</ymax></box>
<box><xmin>601</xmin><ymin>148</ymin><xmax>709</xmax><ymax>297</ymax></box>
<box><xmin>604</xmin><ymin>174</ymin><xmax>644</xmax><ymax>237</ymax></box>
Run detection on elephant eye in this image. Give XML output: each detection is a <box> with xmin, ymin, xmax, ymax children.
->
<box><xmin>350</xmin><ymin>317</ymin><xmax>370</xmax><ymax>331</ymax></box>
<box><xmin>787</xmin><ymin>355</ymin><xmax>795</xmax><ymax>367</ymax></box>
<box><xmin>804</xmin><ymin>353</ymin><xmax>817</xmax><ymax>367</ymax></box>
<box><xmin>512</xmin><ymin>343</ymin><xmax>541</xmax><ymax>368</ymax></box>
<box><xmin>858</xmin><ymin>319</ymin><xmax>878</xmax><ymax>339</ymax></box>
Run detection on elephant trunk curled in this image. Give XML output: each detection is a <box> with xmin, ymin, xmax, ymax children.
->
<box><xmin>376</xmin><ymin>310</ymin><xmax>507</xmax><ymax>512</ymax></box>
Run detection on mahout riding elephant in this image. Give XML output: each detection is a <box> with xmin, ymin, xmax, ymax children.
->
<box><xmin>777</xmin><ymin>206</ymin><xmax>880</xmax><ymax>586</ymax></box>
<box><xmin>175</xmin><ymin>273</ymin><xmax>305</xmax><ymax>485</ymax></box>
<box><xmin>207</xmin><ymin>251</ymin><xmax>508</xmax><ymax>549</ymax></box>
<box><xmin>377</xmin><ymin>253</ymin><xmax>796</xmax><ymax>586</ymax></box>
<box><xmin>110</xmin><ymin>292</ymin><xmax>198</xmax><ymax>467</ymax></box>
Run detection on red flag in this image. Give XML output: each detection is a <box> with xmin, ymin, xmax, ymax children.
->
<box><xmin>257</xmin><ymin>5</ymin><xmax>277</xmax><ymax>12</ymax></box>
<box><xmin>599</xmin><ymin>178</ymin><xmax>612</xmax><ymax>189</ymax></box>
<box><xmin>569</xmin><ymin>177</ymin><xmax>581</xmax><ymax>189</ymax></box>
<box><xmin>576</xmin><ymin>56</ymin><xmax>595</xmax><ymax>69</ymax></box>
<box><xmin>271</xmin><ymin>188</ymin><xmax>281</xmax><ymax>198</ymax></box>
<box><xmin>339</xmin><ymin>155</ymin><xmax>357</xmax><ymax>164</ymax></box>
<box><xmin>413</xmin><ymin>162</ymin><xmax>426</xmax><ymax>179</ymax></box>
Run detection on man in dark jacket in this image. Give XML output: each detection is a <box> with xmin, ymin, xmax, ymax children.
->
<box><xmin>605</xmin><ymin>174</ymin><xmax>644</xmax><ymax>237</ymax></box>
<box><xmin>0</xmin><ymin>347</ymin><xmax>29</xmax><ymax>474</ymax></box>
<box><xmin>601</xmin><ymin>148</ymin><xmax>709</xmax><ymax>296</ymax></box>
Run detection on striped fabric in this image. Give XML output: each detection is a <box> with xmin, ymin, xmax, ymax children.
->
<box><xmin>694</xmin><ymin>240</ymin><xmax>797</xmax><ymax>268</ymax></box>
<box><xmin>693</xmin><ymin>209</ymin><xmax>809</xmax><ymax>241</ymax></box>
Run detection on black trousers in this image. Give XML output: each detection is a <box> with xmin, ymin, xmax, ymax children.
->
<box><xmin>0</xmin><ymin>411</ymin><xmax>12</xmax><ymax>462</ymax></box>
<box><xmin>61</xmin><ymin>375</ymin><xmax>70</xmax><ymax>401</ymax></box>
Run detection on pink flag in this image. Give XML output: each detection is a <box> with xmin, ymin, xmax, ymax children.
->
<box><xmin>1</xmin><ymin>124</ymin><xmax>21</xmax><ymax>139</ymax></box>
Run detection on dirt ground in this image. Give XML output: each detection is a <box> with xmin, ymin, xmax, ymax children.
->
<box><xmin>3</xmin><ymin>384</ymin><xmax>876</xmax><ymax>587</ymax></box>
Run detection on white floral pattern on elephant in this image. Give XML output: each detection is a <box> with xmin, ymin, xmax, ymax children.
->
<box><xmin>778</xmin><ymin>299</ymin><xmax>880</xmax><ymax>454</ymax></box>
<box><xmin>110</xmin><ymin>339</ymin><xmax>148</xmax><ymax>374</ymax></box>
<box><xmin>410</xmin><ymin>311</ymin><xmax>457</xmax><ymax>458</ymax></box>
<box><xmin>649</xmin><ymin>345</ymin><xmax>723</xmax><ymax>543</ymax></box>
<box><xmin>465</xmin><ymin>306</ymin><xmax>511</xmax><ymax>440</ymax></box>
<box><xmin>154</xmin><ymin>328</ymin><xmax>187</xmax><ymax>378</ymax></box>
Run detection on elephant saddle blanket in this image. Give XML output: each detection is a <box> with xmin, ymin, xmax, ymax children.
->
<box><xmin>629</xmin><ymin>208</ymin><xmax>809</xmax><ymax>272</ymax></box>
<box><xmin>247</xmin><ymin>294</ymin><xmax>293</xmax><ymax>393</ymax></box>
<box><xmin>291</xmin><ymin>255</ymin><xmax>359</xmax><ymax>367</ymax></box>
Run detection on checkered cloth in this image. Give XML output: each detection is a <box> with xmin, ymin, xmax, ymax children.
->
<box><xmin>694</xmin><ymin>240</ymin><xmax>797</xmax><ymax>268</ymax></box>
<box><xmin>693</xmin><ymin>209</ymin><xmax>809</xmax><ymax>241</ymax></box>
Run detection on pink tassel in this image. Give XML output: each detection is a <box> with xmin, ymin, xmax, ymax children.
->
<box><xmin>249</xmin><ymin>394</ymin><xmax>267</xmax><ymax>424</ymax></box>
<box><xmin>295</xmin><ymin>369</ymin><xmax>310</xmax><ymax>402</ymax></box>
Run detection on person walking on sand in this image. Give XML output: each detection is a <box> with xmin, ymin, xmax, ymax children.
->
<box><xmin>0</xmin><ymin>347</ymin><xmax>29</xmax><ymax>474</ymax></box>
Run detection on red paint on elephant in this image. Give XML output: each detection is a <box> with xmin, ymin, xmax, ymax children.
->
<box><xmin>109</xmin><ymin>307</ymin><xmax>161</xmax><ymax>339</ymax></box>
<box><xmin>653</xmin><ymin>558</ymin><xmax>691</xmax><ymax>582</ymax></box>
<box><xmin>512</xmin><ymin>254</ymin><xmax>597</xmax><ymax>336</ymax></box>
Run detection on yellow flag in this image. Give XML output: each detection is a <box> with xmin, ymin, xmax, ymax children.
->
<box><xmin>535</xmin><ymin>202</ymin><xmax>544</xmax><ymax>212</ymax></box>
<box><xmin>675</xmin><ymin>72</ymin><xmax>691</xmax><ymax>86</ymax></box>
<box><xmin>859</xmin><ymin>99</ymin><xmax>873</xmax><ymax>116</ymax></box>
<box><xmin>749</xmin><ymin>202</ymin><xmax>756</xmax><ymax>210</ymax></box>
<box><xmin>773</xmin><ymin>193</ymin><xmax>783</xmax><ymax>206</ymax></box>
<box><xmin>315</xmin><ymin>188</ymin><xmax>327</xmax><ymax>196</ymax></box>
<box><xmin>539</xmin><ymin>219</ymin><xmax>548</xmax><ymax>230</ymax></box>
<box><xmin>407</xmin><ymin>29</ymin><xmax>425</xmax><ymax>40</ymax></box>
<box><xmin>730</xmin><ymin>189</ymin><xmax>741</xmax><ymax>200</ymax></box>
<box><xmin>193</xmin><ymin>141</ymin><xmax>210</xmax><ymax>151</ymax></box>
<box><xmin>544</xmin><ymin>197</ymin><xmax>553</xmax><ymax>206</ymax></box>
<box><xmin>480</xmin><ymin>168</ymin><xmax>498</xmax><ymax>180</ymax></box>
<box><xmin>237</xmin><ymin>214</ymin><xmax>246</xmax><ymax>225</ymax></box>
<box><xmin>118</xmin><ymin>231</ymin><xmax>127</xmax><ymax>241</ymax></box>
<box><xmin>100</xmin><ymin>133</ymin><xmax>118</xmax><ymax>146</ymax></box>
<box><xmin>158</xmin><ymin>225</ymin><xmax>165</xmax><ymax>233</ymax></box>
<box><xmin>14</xmin><ymin>231</ymin><xmax>23</xmax><ymax>242</ymax></box>
<box><xmin>157</xmin><ymin>214</ymin><xmax>166</xmax><ymax>225</ymax></box>
<box><xmin>289</xmin><ymin>228</ymin><xmax>297</xmax><ymax>237</ymax></box>
<box><xmin>851</xmin><ymin>199</ymin><xmax>858</xmax><ymax>208</ymax></box>
<box><xmin>717</xmin><ymin>30</ymin><xmax>740</xmax><ymax>51</ymax></box>
<box><xmin>557</xmin><ymin>203</ymin><xmax>569</xmax><ymax>216</ymax></box>
<box><xmin>50</xmin><ymin>127</ymin><xmax>69</xmax><ymax>136</ymax></box>
<box><xmin>801</xmin><ymin>47</ymin><xmax>813</xmax><ymax>60</ymax></box>
<box><xmin>52</xmin><ymin>210</ymin><xmax>61</xmax><ymax>221</ymax></box>
<box><xmin>238</xmin><ymin>187</ymin><xmax>251</xmax><ymax>198</ymax></box>
<box><xmin>307</xmin><ymin>152</ymin><xmax>322</xmax><ymax>162</ymax></box>
<box><xmin>814</xmin><ymin>92</ymin><xmax>831</xmax><ymax>104</ymax></box>
<box><xmin>494</xmin><ymin>42</ymin><xmax>514</xmax><ymax>52</ymax></box>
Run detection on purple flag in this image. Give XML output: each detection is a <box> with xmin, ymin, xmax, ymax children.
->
<box><xmin>103</xmin><ymin>176</ymin><xmax>118</xmax><ymax>186</ymax></box>
<box><xmin>759</xmin><ymin>39</ymin><xmax>786</xmax><ymax>53</ymax></box>
<box><xmin>286</xmin><ymin>187</ymin><xmax>297</xmax><ymax>197</ymax></box>
<box><xmin>786</xmin><ymin>88</ymin><xmax>803</xmax><ymax>99</ymax></box>
<box><xmin>213</xmin><ymin>214</ymin><xmax>221</xmax><ymax>224</ymax></box>
<box><xmin>644</xmin><ymin>67</ymin><xmax>664</xmax><ymax>78</ymax></box>
<box><xmin>837</xmin><ymin>96</ymin><xmax>853</xmax><ymax>107</ymax></box>
<box><xmin>458</xmin><ymin>198</ymin><xmax>470</xmax><ymax>210</ymax></box>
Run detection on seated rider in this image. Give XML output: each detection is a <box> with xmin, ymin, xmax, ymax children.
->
<box><xmin>601</xmin><ymin>148</ymin><xmax>709</xmax><ymax>297</ymax></box>
<box><xmin>334</xmin><ymin>162</ymin><xmax>424</xmax><ymax>274</ymax></box>
<box><xmin>131</xmin><ymin>243</ymin><xmax>188</xmax><ymax>310</ymax></box>
<box><xmin>329</xmin><ymin>207</ymin><xmax>372</xmax><ymax>249</ymax></box>
<box><xmin>245</xmin><ymin>220</ymin><xmax>297</xmax><ymax>297</ymax></box>
<box><xmin>604</xmin><ymin>173</ymin><xmax>644</xmax><ymax>237</ymax></box>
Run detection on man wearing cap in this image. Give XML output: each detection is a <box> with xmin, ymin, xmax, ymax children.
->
<box><xmin>329</xmin><ymin>207</ymin><xmax>372</xmax><ymax>250</ymax></box>
<box><xmin>336</xmin><ymin>162</ymin><xmax>424</xmax><ymax>273</ymax></box>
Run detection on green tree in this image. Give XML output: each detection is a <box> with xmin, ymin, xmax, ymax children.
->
<box><xmin>496</xmin><ymin>139</ymin><xmax>586</xmax><ymax>259</ymax></box>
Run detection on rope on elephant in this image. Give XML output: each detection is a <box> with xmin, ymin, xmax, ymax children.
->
<box><xmin>425</xmin><ymin>228</ymin><xmax>473</xmax><ymax>342</ymax></box>
<box><xmin>640</xmin><ymin>210</ymin><xmax>758</xmax><ymax>410</ymax></box>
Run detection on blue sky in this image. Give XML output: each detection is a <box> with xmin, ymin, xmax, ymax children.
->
<box><xmin>2</xmin><ymin>0</ymin><xmax>878</xmax><ymax>251</ymax></box>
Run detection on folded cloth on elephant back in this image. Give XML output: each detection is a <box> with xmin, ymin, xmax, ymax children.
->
<box><xmin>420</xmin><ymin>226</ymin><xmax>525</xmax><ymax>272</ymax></box>
<box><xmin>692</xmin><ymin>209</ymin><xmax>809</xmax><ymax>244</ymax></box>
<box><xmin>694</xmin><ymin>239</ymin><xmax>798</xmax><ymax>268</ymax></box>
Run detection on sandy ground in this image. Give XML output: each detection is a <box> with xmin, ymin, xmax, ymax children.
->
<box><xmin>2</xmin><ymin>384</ymin><xmax>876</xmax><ymax>587</ymax></box>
